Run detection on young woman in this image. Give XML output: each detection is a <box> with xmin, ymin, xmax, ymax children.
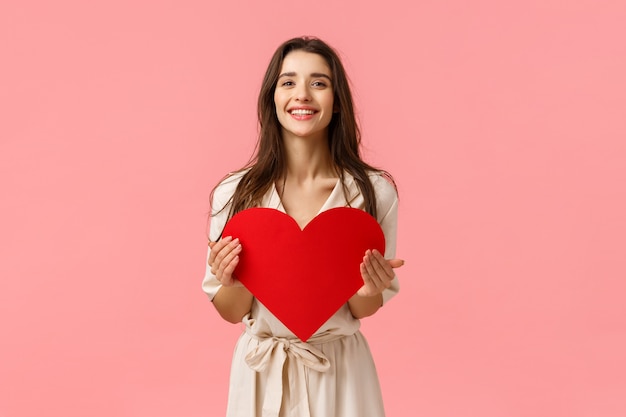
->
<box><xmin>203</xmin><ymin>36</ymin><xmax>402</xmax><ymax>417</ymax></box>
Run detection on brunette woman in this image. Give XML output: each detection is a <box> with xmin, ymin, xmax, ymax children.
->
<box><xmin>203</xmin><ymin>36</ymin><xmax>402</xmax><ymax>417</ymax></box>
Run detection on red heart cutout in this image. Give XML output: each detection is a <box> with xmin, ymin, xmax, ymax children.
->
<box><xmin>222</xmin><ymin>207</ymin><xmax>385</xmax><ymax>341</ymax></box>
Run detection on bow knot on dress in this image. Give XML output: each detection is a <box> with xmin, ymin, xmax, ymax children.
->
<box><xmin>244</xmin><ymin>332</ymin><xmax>336</xmax><ymax>417</ymax></box>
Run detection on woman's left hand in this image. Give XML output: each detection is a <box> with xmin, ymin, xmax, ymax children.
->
<box><xmin>357</xmin><ymin>249</ymin><xmax>404</xmax><ymax>297</ymax></box>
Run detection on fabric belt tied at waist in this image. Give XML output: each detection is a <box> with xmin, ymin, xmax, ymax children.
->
<box><xmin>244</xmin><ymin>330</ymin><xmax>344</xmax><ymax>417</ymax></box>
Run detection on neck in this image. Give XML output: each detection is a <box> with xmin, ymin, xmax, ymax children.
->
<box><xmin>281</xmin><ymin>132</ymin><xmax>336</xmax><ymax>182</ymax></box>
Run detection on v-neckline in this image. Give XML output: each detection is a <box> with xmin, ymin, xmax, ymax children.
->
<box><xmin>271</xmin><ymin>177</ymin><xmax>342</xmax><ymax>229</ymax></box>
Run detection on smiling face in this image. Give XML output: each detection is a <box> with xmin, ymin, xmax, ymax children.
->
<box><xmin>274</xmin><ymin>50</ymin><xmax>335</xmax><ymax>142</ymax></box>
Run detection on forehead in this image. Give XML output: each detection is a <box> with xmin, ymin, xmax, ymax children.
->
<box><xmin>279</xmin><ymin>50</ymin><xmax>331</xmax><ymax>75</ymax></box>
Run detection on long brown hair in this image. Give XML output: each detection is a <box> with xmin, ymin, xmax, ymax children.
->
<box><xmin>211</xmin><ymin>36</ymin><xmax>394</xmax><ymax>227</ymax></box>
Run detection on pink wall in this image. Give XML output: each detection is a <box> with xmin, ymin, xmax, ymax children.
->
<box><xmin>2</xmin><ymin>1</ymin><xmax>625</xmax><ymax>416</ymax></box>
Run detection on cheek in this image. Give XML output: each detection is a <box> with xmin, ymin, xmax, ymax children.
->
<box><xmin>273</xmin><ymin>90</ymin><xmax>283</xmax><ymax>108</ymax></box>
<box><xmin>324</xmin><ymin>92</ymin><xmax>335</xmax><ymax>109</ymax></box>
<box><xmin>325</xmin><ymin>97</ymin><xmax>336</xmax><ymax>114</ymax></box>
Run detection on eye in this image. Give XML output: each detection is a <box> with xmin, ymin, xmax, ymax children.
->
<box><xmin>280</xmin><ymin>80</ymin><xmax>295</xmax><ymax>87</ymax></box>
<box><xmin>312</xmin><ymin>81</ymin><xmax>327</xmax><ymax>88</ymax></box>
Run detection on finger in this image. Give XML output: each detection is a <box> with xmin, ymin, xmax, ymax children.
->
<box><xmin>370</xmin><ymin>252</ymin><xmax>393</xmax><ymax>290</ymax></box>
<box><xmin>212</xmin><ymin>237</ymin><xmax>239</xmax><ymax>272</ymax></box>
<box><xmin>359</xmin><ymin>262</ymin><xmax>375</xmax><ymax>297</ymax></box>
<box><xmin>218</xmin><ymin>242</ymin><xmax>242</xmax><ymax>274</ymax></box>
<box><xmin>370</xmin><ymin>250</ymin><xmax>395</xmax><ymax>279</ymax></box>
<box><xmin>360</xmin><ymin>261</ymin><xmax>372</xmax><ymax>283</ymax></box>
<box><xmin>360</xmin><ymin>262</ymin><xmax>378</xmax><ymax>296</ymax></box>
<box><xmin>388</xmin><ymin>258</ymin><xmax>405</xmax><ymax>269</ymax></box>
<box><xmin>209</xmin><ymin>236</ymin><xmax>232</xmax><ymax>266</ymax></box>
<box><xmin>209</xmin><ymin>241</ymin><xmax>216</xmax><ymax>248</ymax></box>
<box><xmin>222</xmin><ymin>255</ymin><xmax>240</xmax><ymax>282</ymax></box>
<box><xmin>215</xmin><ymin>241</ymin><xmax>242</xmax><ymax>280</ymax></box>
<box><xmin>369</xmin><ymin>252</ymin><xmax>394</xmax><ymax>282</ymax></box>
<box><xmin>363</xmin><ymin>251</ymin><xmax>387</xmax><ymax>292</ymax></box>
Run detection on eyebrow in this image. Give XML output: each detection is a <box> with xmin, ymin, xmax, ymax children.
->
<box><xmin>278</xmin><ymin>71</ymin><xmax>332</xmax><ymax>81</ymax></box>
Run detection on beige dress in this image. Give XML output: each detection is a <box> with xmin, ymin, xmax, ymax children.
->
<box><xmin>202</xmin><ymin>171</ymin><xmax>399</xmax><ymax>417</ymax></box>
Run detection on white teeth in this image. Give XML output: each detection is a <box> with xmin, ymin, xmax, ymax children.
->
<box><xmin>290</xmin><ymin>109</ymin><xmax>315</xmax><ymax>115</ymax></box>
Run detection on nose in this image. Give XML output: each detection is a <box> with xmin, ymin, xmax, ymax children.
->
<box><xmin>294</xmin><ymin>84</ymin><xmax>311</xmax><ymax>101</ymax></box>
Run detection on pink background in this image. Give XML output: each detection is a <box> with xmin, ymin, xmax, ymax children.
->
<box><xmin>2</xmin><ymin>1</ymin><xmax>625</xmax><ymax>416</ymax></box>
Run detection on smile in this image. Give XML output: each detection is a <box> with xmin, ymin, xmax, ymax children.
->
<box><xmin>289</xmin><ymin>109</ymin><xmax>316</xmax><ymax>115</ymax></box>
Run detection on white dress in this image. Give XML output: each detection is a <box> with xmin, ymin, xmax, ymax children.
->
<box><xmin>202</xmin><ymin>171</ymin><xmax>400</xmax><ymax>417</ymax></box>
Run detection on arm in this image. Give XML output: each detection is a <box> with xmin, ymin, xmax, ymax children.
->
<box><xmin>348</xmin><ymin>250</ymin><xmax>404</xmax><ymax>318</ymax></box>
<box><xmin>348</xmin><ymin>174</ymin><xmax>403</xmax><ymax>318</ymax></box>
<box><xmin>201</xmin><ymin>173</ymin><xmax>253</xmax><ymax>323</ymax></box>
<box><xmin>347</xmin><ymin>293</ymin><xmax>383</xmax><ymax>319</ymax></box>
<box><xmin>212</xmin><ymin>286</ymin><xmax>253</xmax><ymax>323</ymax></box>
<box><xmin>208</xmin><ymin>238</ymin><xmax>254</xmax><ymax>323</ymax></box>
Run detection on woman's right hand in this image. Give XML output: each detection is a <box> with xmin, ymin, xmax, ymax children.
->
<box><xmin>208</xmin><ymin>236</ymin><xmax>242</xmax><ymax>287</ymax></box>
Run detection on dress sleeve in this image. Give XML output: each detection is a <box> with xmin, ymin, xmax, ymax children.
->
<box><xmin>372</xmin><ymin>174</ymin><xmax>400</xmax><ymax>305</ymax></box>
<box><xmin>201</xmin><ymin>174</ymin><xmax>240</xmax><ymax>301</ymax></box>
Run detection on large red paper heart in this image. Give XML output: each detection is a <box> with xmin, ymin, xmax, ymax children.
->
<box><xmin>222</xmin><ymin>207</ymin><xmax>385</xmax><ymax>341</ymax></box>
